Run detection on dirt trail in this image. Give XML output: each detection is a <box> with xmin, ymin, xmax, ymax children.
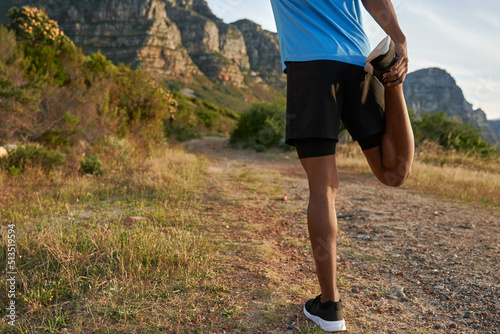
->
<box><xmin>183</xmin><ymin>137</ymin><xmax>499</xmax><ymax>333</ymax></box>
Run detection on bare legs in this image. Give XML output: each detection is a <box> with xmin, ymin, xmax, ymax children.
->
<box><xmin>363</xmin><ymin>84</ymin><xmax>414</xmax><ymax>186</ymax></box>
<box><xmin>300</xmin><ymin>154</ymin><xmax>340</xmax><ymax>303</ymax></box>
<box><xmin>299</xmin><ymin>84</ymin><xmax>414</xmax><ymax>303</ymax></box>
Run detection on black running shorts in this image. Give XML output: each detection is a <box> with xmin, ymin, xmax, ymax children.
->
<box><xmin>285</xmin><ymin>60</ymin><xmax>385</xmax><ymax>158</ymax></box>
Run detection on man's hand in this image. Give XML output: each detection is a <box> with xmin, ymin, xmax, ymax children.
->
<box><xmin>383</xmin><ymin>40</ymin><xmax>408</xmax><ymax>86</ymax></box>
<box><xmin>362</xmin><ymin>0</ymin><xmax>408</xmax><ymax>86</ymax></box>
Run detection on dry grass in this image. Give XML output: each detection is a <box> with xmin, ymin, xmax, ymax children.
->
<box><xmin>336</xmin><ymin>141</ymin><xmax>500</xmax><ymax>207</ymax></box>
<box><xmin>0</xmin><ymin>143</ymin><xmax>217</xmax><ymax>333</ymax></box>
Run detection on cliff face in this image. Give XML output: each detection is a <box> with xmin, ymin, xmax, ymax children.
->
<box><xmin>404</xmin><ymin>68</ymin><xmax>498</xmax><ymax>143</ymax></box>
<box><xmin>489</xmin><ymin>119</ymin><xmax>500</xmax><ymax>143</ymax></box>
<box><xmin>0</xmin><ymin>0</ymin><xmax>283</xmax><ymax>87</ymax></box>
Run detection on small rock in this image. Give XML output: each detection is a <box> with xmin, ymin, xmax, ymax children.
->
<box><xmin>287</xmin><ymin>323</ymin><xmax>295</xmax><ymax>330</ymax></box>
<box><xmin>395</xmin><ymin>287</ymin><xmax>407</xmax><ymax>299</ymax></box>
<box><xmin>434</xmin><ymin>285</ymin><xmax>444</xmax><ymax>290</ymax></box>
<box><xmin>464</xmin><ymin>311</ymin><xmax>473</xmax><ymax>318</ymax></box>
<box><xmin>449</xmin><ymin>323</ymin><xmax>458</xmax><ymax>329</ymax></box>
<box><xmin>458</xmin><ymin>224</ymin><xmax>475</xmax><ymax>229</ymax></box>
<box><xmin>351</xmin><ymin>287</ymin><xmax>360</xmax><ymax>293</ymax></box>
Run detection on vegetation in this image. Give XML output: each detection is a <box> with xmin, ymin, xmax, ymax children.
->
<box><xmin>0</xmin><ymin>144</ymin><xmax>217</xmax><ymax>333</ymax></box>
<box><xmin>165</xmin><ymin>91</ymin><xmax>240</xmax><ymax>142</ymax></box>
<box><xmin>1</xmin><ymin>8</ymin><xmax>175</xmax><ymax>152</ymax></box>
<box><xmin>0</xmin><ymin>143</ymin><xmax>65</xmax><ymax>174</ymax></box>
<box><xmin>230</xmin><ymin>100</ymin><xmax>287</xmax><ymax>152</ymax></box>
<box><xmin>411</xmin><ymin>111</ymin><xmax>498</xmax><ymax>158</ymax></box>
<box><xmin>336</xmin><ymin>141</ymin><xmax>499</xmax><ymax>207</ymax></box>
<box><xmin>0</xmin><ymin>6</ymin><xmax>240</xmax><ymax>176</ymax></box>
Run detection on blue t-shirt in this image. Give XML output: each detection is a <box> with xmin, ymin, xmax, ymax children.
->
<box><xmin>270</xmin><ymin>0</ymin><xmax>371</xmax><ymax>72</ymax></box>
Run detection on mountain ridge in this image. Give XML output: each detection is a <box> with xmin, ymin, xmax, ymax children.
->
<box><xmin>403</xmin><ymin>68</ymin><xmax>498</xmax><ymax>144</ymax></box>
<box><xmin>0</xmin><ymin>0</ymin><xmax>284</xmax><ymax>88</ymax></box>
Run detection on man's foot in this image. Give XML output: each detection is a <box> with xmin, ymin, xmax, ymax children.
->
<box><xmin>364</xmin><ymin>35</ymin><xmax>397</xmax><ymax>84</ymax></box>
<box><xmin>303</xmin><ymin>295</ymin><xmax>347</xmax><ymax>332</ymax></box>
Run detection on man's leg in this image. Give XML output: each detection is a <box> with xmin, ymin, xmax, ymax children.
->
<box><xmin>300</xmin><ymin>154</ymin><xmax>340</xmax><ymax>303</ymax></box>
<box><xmin>363</xmin><ymin>84</ymin><xmax>414</xmax><ymax>187</ymax></box>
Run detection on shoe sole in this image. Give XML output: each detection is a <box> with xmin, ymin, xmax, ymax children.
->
<box><xmin>303</xmin><ymin>306</ymin><xmax>347</xmax><ymax>332</ymax></box>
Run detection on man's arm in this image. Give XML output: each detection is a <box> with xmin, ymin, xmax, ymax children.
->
<box><xmin>361</xmin><ymin>0</ymin><xmax>408</xmax><ymax>86</ymax></box>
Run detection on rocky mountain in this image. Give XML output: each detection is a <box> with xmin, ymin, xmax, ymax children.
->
<box><xmin>0</xmin><ymin>0</ymin><xmax>284</xmax><ymax>88</ymax></box>
<box><xmin>489</xmin><ymin>119</ymin><xmax>500</xmax><ymax>142</ymax></box>
<box><xmin>403</xmin><ymin>68</ymin><xmax>498</xmax><ymax>144</ymax></box>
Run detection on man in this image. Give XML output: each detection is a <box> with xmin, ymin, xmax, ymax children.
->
<box><xmin>270</xmin><ymin>0</ymin><xmax>414</xmax><ymax>331</ymax></box>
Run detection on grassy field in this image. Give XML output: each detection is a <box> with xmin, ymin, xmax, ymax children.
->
<box><xmin>0</xmin><ymin>144</ymin><xmax>219</xmax><ymax>332</ymax></box>
<box><xmin>0</xmin><ymin>139</ymin><xmax>498</xmax><ymax>333</ymax></box>
<box><xmin>336</xmin><ymin>140</ymin><xmax>500</xmax><ymax>208</ymax></box>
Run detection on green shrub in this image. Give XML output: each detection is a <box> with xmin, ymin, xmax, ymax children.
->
<box><xmin>84</xmin><ymin>51</ymin><xmax>114</xmax><ymax>74</ymax></box>
<box><xmin>80</xmin><ymin>154</ymin><xmax>103</xmax><ymax>175</ymax></box>
<box><xmin>41</xmin><ymin>111</ymin><xmax>83</xmax><ymax>148</ymax></box>
<box><xmin>1</xmin><ymin>144</ymin><xmax>65</xmax><ymax>172</ymax></box>
<box><xmin>195</xmin><ymin>108</ymin><xmax>220</xmax><ymax>128</ymax></box>
<box><xmin>165</xmin><ymin>91</ymin><xmax>238</xmax><ymax>141</ymax></box>
<box><xmin>7</xmin><ymin>6</ymin><xmax>74</xmax><ymax>47</ymax></box>
<box><xmin>412</xmin><ymin>111</ymin><xmax>498</xmax><ymax>158</ymax></box>
<box><xmin>230</xmin><ymin>101</ymin><xmax>286</xmax><ymax>151</ymax></box>
<box><xmin>8</xmin><ymin>6</ymin><xmax>77</xmax><ymax>86</ymax></box>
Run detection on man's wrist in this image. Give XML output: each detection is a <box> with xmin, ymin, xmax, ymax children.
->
<box><xmin>391</xmin><ymin>33</ymin><xmax>406</xmax><ymax>45</ymax></box>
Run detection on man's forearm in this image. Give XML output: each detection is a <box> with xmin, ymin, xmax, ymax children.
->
<box><xmin>361</xmin><ymin>0</ymin><xmax>405</xmax><ymax>43</ymax></box>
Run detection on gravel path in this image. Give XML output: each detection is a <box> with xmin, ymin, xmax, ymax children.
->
<box><xmin>184</xmin><ymin>137</ymin><xmax>500</xmax><ymax>333</ymax></box>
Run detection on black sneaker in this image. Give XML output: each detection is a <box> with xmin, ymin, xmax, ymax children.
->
<box><xmin>364</xmin><ymin>36</ymin><xmax>398</xmax><ymax>84</ymax></box>
<box><xmin>303</xmin><ymin>295</ymin><xmax>347</xmax><ymax>332</ymax></box>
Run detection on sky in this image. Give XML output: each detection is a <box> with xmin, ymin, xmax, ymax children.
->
<box><xmin>205</xmin><ymin>0</ymin><xmax>500</xmax><ymax>120</ymax></box>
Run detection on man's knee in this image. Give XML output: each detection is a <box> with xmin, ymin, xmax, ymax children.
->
<box><xmin>381</xmin><ymin>165</ymin><xmax>411</xmax><ymax>187</ymax></box>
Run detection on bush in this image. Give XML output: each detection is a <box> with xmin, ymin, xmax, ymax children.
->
<box><xmin>8</xmin><ymin>6</ymin><xmax>77</xmax><ymax>86</ymax></box>
<box><xmin>412</xmin><ymin>111</ymin><xmax>498</xmax><ymax>158</ymax></box>
<box><xmin>7</xmin><ymin>6</ymin><xmax>74</xmax><ymax>48</ymax></box>
<box><xmin>165</xmin><ymin>92</ymin><xmax>239</xmax><ymax>142</ymax></box>
<box><xmin>1</xmin><ymin>144</ymin><xmax>65</xmax><ymax>173</ymax></box>
<box><xmin>80</xmin><ymin>154</ymin><xmax>103</xmax><ymax>175</ymax></box>
<box><xmin>230</xmin><ymin>100</ymin><xmax>286</xmax><ymax>151</ymax></box>
<box><xmin>1</xmin><ymin>8</ymin><xmax>179</xmax><ymax>148</ymax></box>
